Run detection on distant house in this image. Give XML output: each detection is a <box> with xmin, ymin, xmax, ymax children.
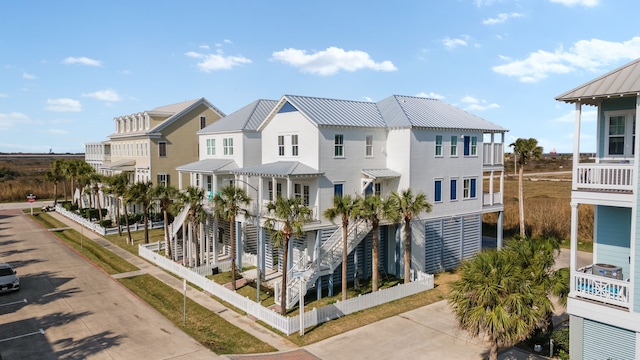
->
<box><xmin>172</xmin><ymin>94</ymin><xmax>507</xmax><ymax>309</ymax></box>
<box><xmin>556</xmin><ymin>58</ymin><xmax>640</xmax><ymax>359</ymax></box>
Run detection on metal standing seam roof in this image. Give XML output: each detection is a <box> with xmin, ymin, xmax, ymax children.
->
<box><xmin>175</xmin><ymin>158</ymin><xmax>238</xmax><ymax>173</ymax></box>
<box><xmin>377</xmin><ymin>95</ymin><xmax>507</xmax><ymax>133</ymax></box>
<box><xmin>361</xmin><ymin>168</ymin><xmax>401</xmax><ymax>179</ymax></box>
<box><xmin>199</xmin><ymin>99</ymin><xmax>278</xmax><ymax>134</ymax></box>
<box><xmin>556</xmin><ymin>58</ymin><xmax>640</xmax><ymax>106</ymax></box>
<box><xmin>281</xmin><ymin>95</ymin><xmax>387</xmax><ymax>128</ymax></box>
<box><xmin>231</xmin><ymin>161</ymin><xmax>323</xmax><ymax>177</ymax></box>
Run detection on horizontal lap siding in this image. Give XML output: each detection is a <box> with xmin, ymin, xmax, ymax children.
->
<box><xmin>583</xmin><ymin>319</ymin><xmax>635</xmax><ymax>360</ymax></box>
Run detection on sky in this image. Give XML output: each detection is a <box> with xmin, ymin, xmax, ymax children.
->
<box><xmin>1</xmin><ymin>0</ymin><xmax>639</xmax><ymax>154</ymax></box>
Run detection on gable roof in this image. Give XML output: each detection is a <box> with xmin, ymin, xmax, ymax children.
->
<box><xmin>259</xmin><ymin>95</ymin><xmax>386</xmax><ymax>130</ymax></box>
<box><xmin>150</xmin><ymin>97</ymin><xmax>226</xmax><ymax>134</ymax></box>
<box><xmin>377</xmin><ymin>95</ymin><xmax>506</xmax><ymax>133</ymax></box>
<box><xmin>199</xmin><ymin>99</ymin><xmax>277</xmax><ymax>134</ymax></box>
<box><xmin>556</xmin><ymin>58</ymin><xmax>640</xmax><ymax>106</ymax></box>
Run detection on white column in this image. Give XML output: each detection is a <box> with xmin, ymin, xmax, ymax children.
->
<box><xmin>569</xmin><ymin>202</ymin><xmax>579</xmax><ymax>295</ymax></box>
<box><xmin>572</xmin><ymin>102</ymin><xmax>582</xmax><ymax>189</ymax></box>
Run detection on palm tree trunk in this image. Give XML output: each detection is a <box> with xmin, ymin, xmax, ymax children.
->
<box><xmin>143</xmin><ymin>207</ymin><xmax>149</xmax><ymax>244</ymax></box>
<box><xmin>230</xmin><ymin>215</ymin><xmax>237</xmax><ymax>291</ymax></box>
<box><xmin>280</xmin><ymin>236</ymin><xmax>289</xmax><ymax>315</ymax></box>
<box><xmin>194</xmin><ymin>221</ymin><xmax>201</xmax><ymax>266</ymax></box>
<box><xmin>342</xmin><ymin>218</ymin><xmax>348</xmax><ymax>301</ymax></box>
<box><xmin>518</xmin><ymin>165</ymin><xmax>525</xmax><ymax>237</ymax></box>
<box><xmin>125</xmin><ymin>205</ymin><xmax>132</xmax><ymax>245</ymax></box>
<box><xmin>372</xmin><ymin>222</ymin><xmax>379</xmax><ymax>292</ymax></box>
<box><xmin>163</xmin><ymin>208</ymin><xmax>172</xmax><ymax>259</ymax></box>
<box><xmin>53</xmin><ymin>183</ymin><xmax>59</xmax><ymax>205</ymax></box>
<box><xmin>116</xmin><ymin>196</ymin><xmax>122</xmax><ymax>237</ymax></box>
<box><xmin>404</xmin><ymin>218</ymin><xmax>411</xmax><ymax>283</ymax></box>
<box><xmin>96</xmin><ymin>188</ymin><xmax>103</xmax><ymax>221</ymax></box>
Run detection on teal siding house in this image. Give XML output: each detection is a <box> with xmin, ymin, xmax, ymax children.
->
<box><xmin>556</xmin><ymin>58</ymin><xmax>640</xmax><ymax>360</ymax></box>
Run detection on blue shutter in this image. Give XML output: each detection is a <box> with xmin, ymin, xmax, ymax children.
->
<box><xmin>434</xmin><ymin>181</ymin><xmax>442</xmax><ymax>202</ymax></box>
<box><xmin>463</xmin><ymin>136</ymin><xmax>470</xmax><ymax>156</ymax></box>
<box><xmin>450</xmin><ymin>179</ymin><xmax>457</xmax><ymax>200</ymax></box>
<box><xmin>470</xmin><ymin>179</ymin><xmax>476</xmax><ymax>198</ymax></box>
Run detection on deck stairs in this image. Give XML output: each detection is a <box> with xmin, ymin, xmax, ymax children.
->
<box><xmin>282</xmin><ymin>219</ymin><xmax>372</xmax><ymax>308</ymax></box>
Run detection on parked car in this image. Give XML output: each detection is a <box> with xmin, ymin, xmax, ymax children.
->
<box><xmin>0</xmin><ymin>263</ymin><xmax>19</xmax><ymax>293</ymax></box>
<box><xmin>41</xmin><ymin>204</ymin><xmax>55</xmax><ymax>212</ymax></box>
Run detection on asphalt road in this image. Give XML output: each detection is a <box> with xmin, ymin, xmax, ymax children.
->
<box><xmin>0</xmin><ymin>209</ymin><xmax>217</xmax><ymax>360</ymax></box>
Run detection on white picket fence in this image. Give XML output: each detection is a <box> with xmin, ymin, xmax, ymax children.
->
<box><xmin>139</xmin><ymin>241</ymin><xmax>434</xmax><ymax>335</ymax></box>
<box><xmin>55</xmin><ymin>205</ymin><xmax>164</xmax><ymax>236</ymax></box>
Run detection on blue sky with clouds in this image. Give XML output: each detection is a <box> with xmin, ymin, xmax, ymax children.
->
<box><xmin>1</xmin><ymin>0</ymin><xmax>638</xmax><ymax>153</ymax></box>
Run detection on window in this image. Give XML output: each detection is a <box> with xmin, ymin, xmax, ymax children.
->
<box><xmin>157</xmin><ymin>173</ymin><xmax>169</xmax><ymax>186</ymax></box>
<box><xmin>158</xmin><ymin>141</ymin><xmax>167</xmax><ymax>157</ymax></box>
<box><xmin>608</xmin><ymin>115</ymin><xmax>626</xmax><ymax>155</ymax></box>
<box><xmin>334</xmin><ymin>134</ymin><xmax>344</xmax><ymax>157</ymax></box>
<box><xmin>374</xmin><ymin>183</ymin><xmax>381</xmax><ymax>196</ymax></box>
<box><xmin>200</xmin><ymin>116</ymin><xmax>206</xmax><ymax>129</ymax></box>
<box><xmin>463</xmin><ymin>178</ymin><xmax>477</xmax><ymax>199</ymax></box>
<box><xmin>294</xmin><ymin>183</ymin><xmax>302</xmax><ymax>200</ymax></box>
<box><xmin>334</xmin><ymin>183</ymin><xmax>343</xmax><ymax>198</ymax></box>
<box><xmin>434</xmin><ymin>179</ymin><xmax>442</xmax><ymax>202</ymax></box>
<box><xmin>291</xmin><ymin>134</ymin><xmax>298</xmax><ymax>156</ymax></box>
<box><xmin>463</xmin><ymin>136</ymin><xmax>478</xmax><ymax>156</ymax></box>
<box><xmin>206</xmin><ymin>138</ymin><xmax>216</xmax><ymax>155</ymax></box>
<box><xmin>450</xmin><ymin>178</ymin><xmax>458</xmax><ymax>200</ymax></box>
<box><xmin>450</xmin><ymin>136</ymin><xmax>457</xmax><ymax>156</ymax></box>
<box><xmin>303</xmin><ymin>185</ymin><xmax>310</xmax><ymax>206</ymax></box>
<box><xmin>276</xmin><ymin>183</ymin><xmax>282</xmax><ymax>198</ymax></box>
<box><xmin>365</xmin><ymin>134</ymin><xmax>373</xmax><ymax>157</ymax></box>
<box><xmin>223</xmin><ymin>138</ymin><xmax>233</xmax><ymax>155</ymax></box>
<box><xmin>435</xmin><ymin>135</ymin><xmax>443</xmax><ymax>156</ymax></box>
<box><xmin>268</xmin><ymin>182</ymin><xmax>274</xmax><ymax>200</ymax></box>
<box><xmin>278</xmin><ymin>135</ymin><xmax>285</xmax><ymax>156</ymax></box>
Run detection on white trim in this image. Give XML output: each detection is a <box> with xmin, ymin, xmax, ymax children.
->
<box><xmin>603</xmin><ymin>109</ymin><xmax>635</xmax><ymax>158</ymax></box>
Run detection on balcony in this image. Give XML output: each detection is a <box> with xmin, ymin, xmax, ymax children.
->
<box><xmin>483</xmin><ymin>143</ymin><xmax>503</xmax><ymax>167</ymax></box>
<box><xmin>574</xmin><ymin>265</ymin><xmax>630</xmax><ymax>310</ymax></box>
<box><xmin>575</xmin><ymin>163</ymin><xmax>634</xmax><ymax>193</ymax></box>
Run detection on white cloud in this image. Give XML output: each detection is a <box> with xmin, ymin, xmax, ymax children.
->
<box><xmin>271</xmin><ymin>47</ymin><xmax>397</xmax><ymax>76</ymax></box>
<box><xmin>22</xmin><ymin>72</ymin><xmax>37</xmax><ymax>79</ymax></box>
<box><xmin>493</xmin><ymin>36</ymin><xmax>640</xmax><ymax>82</ymax></box>
<box><xmin>416</xmin><ymin>92</ymin><xmax>445</xmax><ymax>100</ymax></box>
<box><xmin>0</xmin><ymin>112</ymin><xmax>32</xmax><ymax>130</ymax></box>
<box><xmin>549</xmin><ymin>0</ymin><xmax>599</xmax><ymax>7</ymax></box>
<box><xmin>460</xmin><ymin>95</ymin><xmax>500</xmax><ymax>111</ymax></box>
<box><xmin>442</xmin><ymin>36</ymin><xmax>468</xmax><ymax>49</ymax></box>
<box><xmin>62</xmin><ymin>57</ymin><xmax>103</xmax><ymax>67</ymax></box>
<box><xmin>0</xmin><ymin>93</ymin><xmax>8</xmax><ymax>98</ymax></box>
<box><xmin>46</xmin><ymin>98</ymin><xmax>81</xmax><ymax>112</ymax></box>
<box><xmin>483</xmin><ymin>12</ymin><xmax>523</xmax><ymax>25</ymax></box>
<box><xmin>118</xmin><ymin>69</ymin><xmax>131</xmax><ymax>75</ymax></box>
<box><xmin>42</xmin><ymin>129</ymin><xmax>69</xmax><ymax>135</ymax></box>
<box><xmin>199</xmin><ymin>44</ymin><xmax>210</xmax><ymax>50</ymax></box>
<box><xmin>82</xmin><ymin>89</ymin><xmax>122</xmax><ymax>102</ymax></box>
<box><xmin>185</xmin><ymin>50</ymin><xmax>252</xmax><ymax>72</ymax></box>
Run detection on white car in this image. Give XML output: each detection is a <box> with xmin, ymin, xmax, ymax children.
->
<box><xmin>0</xmin><ymin>263</ymin><xmax>19</xmax><ymax>293</ymax></box>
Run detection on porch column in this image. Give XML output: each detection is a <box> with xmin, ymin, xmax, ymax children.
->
<box><xmin>497</xmin><ymin>211</ymin><xmax>503</xmax><ymax>250</ymax></box>
<box><xmin>199</xmin><ymin>222</ymin><xmax>205</xmax><ymax>265</ymax></box>
<box><xmin>178</xmin><ymin>171</ymin><xmax>183</xmax><ymax>190</ymax></box>
<box><xmin>316</xmin><ymin>230</ymin><xmax>322</xmax><ymax>300</ymax></box>
<box><xmin>489</xmin><ymin>170</ymin><xmax>494</xmax><ymax>206</ymax></box>
<box><xmin>213</xmin><ymin>217</ymin><xmax>219</xmax><ymax>264</ymax></box>
<box><xmin>572</xmin><ymin>102</ymin><xmax>582</xmax><ymax>189</ymax></box>
<box><xmin>490</xmin><ymin>133</ymin><xmax>495</xmax><ymax>165</ymax></box>
<box><xmin>236</xmin><ymin>221</ymin><xmax>242</xmax><ymax>270</ymax></box>
<box><xmin>287</xmin><ymin>177</ymin><xmax>293</xmax><ymax>198</ymax></box>
<box><xmin>569</xmin><ymin>202</ymin><xmax>579</xmax><ymax>295</ymax></box>
<box><xmin>182</xmin><ymin>222</ymin><xmax>186</xmax><ymax>265</ymax></box>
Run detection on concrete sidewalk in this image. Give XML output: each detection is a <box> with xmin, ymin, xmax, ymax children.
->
<box><xmin>46</xmin><ymin>211</ymin><xmax>298</xmax><ymax>355</ymax></box>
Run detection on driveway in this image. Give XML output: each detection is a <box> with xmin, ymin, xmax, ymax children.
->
<box><xmin>0</xmin><ymin>209</ymin><xmax>217</xmax><ymax>360</ymax></box>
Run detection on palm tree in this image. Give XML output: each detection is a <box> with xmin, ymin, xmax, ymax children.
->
<box><xmin>354</xmin><ymin>195</ymin><xmax>398</xmax><ymax>292</ymax></box>
<box><xmin>104</xmin><ymin>173</ymin><xmax>129</xmax><ymax>238</ymax></box>
<box><xmin>126</xmin><ymin>180</ymin><xmax>154</xmax><ymax>244</ymax></box>
<box><xmin>61</xmin><ymin>158</ymin><xmax>78</xmax><ymax>203</ymax></box>
<box><xmin>509</xmin><ymin>138</ymin><xmax>543</xmax><ymax>237</ymax></box>
<box><xmin>44</xmin><ymin>159</ymin><xmax>65</xmax><ymax>205</ymax></box>
<box><xmin>74</xmin><ymin>161</ymin><xmax>95</xmax><ymax>210</ymax></box>
<box><xmin>213</xmin><ymin>185</ymin><xmax>251</xmax><ymax>291</ymax></box>
<box><xmin>323</xmin><ymin>194</ymin><xmax>359</xmax><ymax>301</ymax></box>
<box><xmin>89</xmin><ymin>172</ymin><xmax>105</xmax><ymax>221</ymax></box>
<box><xmin>176</xmin><ymin>186</ymin><xmax>207</xmax><ymax>267</ymax></box>
<box><xmin>263</xmin><ymin>196</ymin><xmax>312</xmax><ymax>315</ymax></box>
<box><xmin>153</xmin><ymin>183</ymin><xmax>179</xmax><ymax>260</ymax></box>
<box><xmin>389</xmin><ymin>189</ymin><xmax>431</xmax><ymax>283</ymax></box>
<box><xmin>448</xmin><ymin>250</ymin><xmax>547</xmax><ymax>360</ymax></box>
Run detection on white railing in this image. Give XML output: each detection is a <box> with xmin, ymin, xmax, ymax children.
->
<box><xmin>575</xmin><ymin>163</ymin><xmax>634</xmax><ymax>192</ymax></box>
<box><xmin>169</xmin><ymin>204</ymin><xmax>190</xmax><ymax>239</ymax></box>
<box><xmin>55</xmin><ymin>205</ymin><xmax>164</xmax><ymax>236</ymax></box>
<box><xmin>139</xmin><ymin>242</ymin><xmax>434</xmax><ymax>335</ymax></box>
<box><xmin>574</xmin><ymin>267</ymin><xmax>630</xmax><ymax>309</ymax></box>
<box><xmin>482</xmin><ymin>192</ymin><xmax>503</xmax><ymax>206</ymax></box>
<box><xmin>483</xmin><ymin>142</ymin><xmax>504</xmax><ymax>166</ymax></box>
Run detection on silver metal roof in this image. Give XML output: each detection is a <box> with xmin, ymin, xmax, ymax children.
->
<box><xmin>199</xmin><ymin>99</ymin><xmax>277</xmax><ymax>134</ymax></box>
<box><xmin>282</xmin><ymin>95</ymin><xmax>386</xmax><ymax>128</ymax></box>
<box><xmin>231</xmin><ymin>161</ymin><xmax>323</xmax><ymax>177</ymax></box>
<box><xmin>377</xmin><ymin>95</ymin><xmax>506</xmax><ymax>133</ymax></box>
<box><xmin>176</xmin><ymin>158</ymin><xmax>237</xmax><ymax>173</ymax></box>
<box><xmin>361</xmin><ymin>168</ymin><xmax>401</xmax><ymax>179</ymax></box>
<box><xmin>556</xmin><ymin>58</ymin><xmax>640</xmax><ymax>106</ymax></box>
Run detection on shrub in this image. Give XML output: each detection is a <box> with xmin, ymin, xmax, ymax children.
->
<box><xmin>99</xmin><ymin>219</ymin><xmax>113</xmax><ymax>228</ymax></box>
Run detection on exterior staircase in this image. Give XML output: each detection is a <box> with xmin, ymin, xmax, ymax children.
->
<box><xmin>168</xmin><ymin>204</ymin><xmax>190</xmax><ymax>258</ymax></box>
<box><xmin>281</xmin><ymin>219</ymin><xmax>372</xmax><ymax>309</ymax></box>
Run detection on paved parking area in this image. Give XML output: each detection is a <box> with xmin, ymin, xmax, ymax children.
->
<box><xmin>0</xmin><ymin>210</ymin><xmax>217</xmax><ymax>360</ymax></box>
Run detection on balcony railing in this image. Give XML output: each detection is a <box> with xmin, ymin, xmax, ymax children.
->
<box><xmin>482</xmin><ymin>192</ymin><xmax>502</xmax><ymax>206</ymax></box>
<box><xmin>574</xmin><ymin>265</ymin><xmax>630</xmax><ymax>309</ymax></box>
<box><xmin>483</xmin><ymin>143</ymin><xmax>504</xmax><ymax>166</ymax></box>
<box><xmin>575</xmin><ymin>163</ymin><xmax>634</xmax><ymax>192</ymax></box>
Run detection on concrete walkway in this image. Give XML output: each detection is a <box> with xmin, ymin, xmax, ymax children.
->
<box><xmin>46</xmin><ymin>211</ymin><xmax>298</xmax><ymax>354</ymax></box>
